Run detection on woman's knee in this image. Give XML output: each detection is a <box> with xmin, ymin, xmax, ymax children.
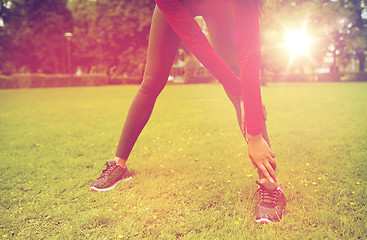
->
<box><xmin>138</xmin><ymin>71</ymin><xmax>168</xmax><ymax>97</ymax></box>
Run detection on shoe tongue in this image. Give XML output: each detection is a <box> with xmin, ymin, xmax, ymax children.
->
<box><xmin>261</xmin><ymin>181</ymin><xmax>277</xmax><ymax>191</ymax></box>
<box><xmin>108</xmin><ymin>160</ymin><xmax>116</xmax><ymax>166</ymax></box>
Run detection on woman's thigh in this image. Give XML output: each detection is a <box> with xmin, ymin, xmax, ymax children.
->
<box><xmin>141</xmin><ymin>5</ymin><xmax>181</xmax><ymax>95</ymax></box>
<box><xmin>202</xmin><ymin>4</ymin><xmax>240</xmax><ymax>77</ymax></box>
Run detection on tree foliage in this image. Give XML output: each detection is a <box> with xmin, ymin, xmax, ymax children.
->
<box><xmin>68</xmin><ymin>0</ymin><xmax>155</xmax><ymax>77</ymax></box>
<box><xmin>261</xmin><ymin>0</ymin><xmax>367</xmax><ymax>73</ymax></box>
<box><xmin>0</xmin><ymin>0</ymin><xmax>154</xmax><ymax>76</ymax></box>
<box><xmin>0</xmin><ymin>0</ymin><xmax>365</xmax><ymax>76</ymax></box>
<box><xmin>0</xmin><ymin>0</ymin><xmax>73</xmax><ymax>74</ymax></box>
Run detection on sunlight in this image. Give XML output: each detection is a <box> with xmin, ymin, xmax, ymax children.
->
<box><xmin>280</xmin><ymin>22</ymin><xmax>317</xmax><ymax>75</ymax></box>
<box><xmin>284</xmin><ymin>30</ymin><xmax>311</xmax><ymax>57</ymax></box>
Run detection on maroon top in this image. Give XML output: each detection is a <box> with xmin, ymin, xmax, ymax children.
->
<box><xmin>155</xmin><ymin>0</ymin><xmax>263</xmax><ymax>135</ymax></box>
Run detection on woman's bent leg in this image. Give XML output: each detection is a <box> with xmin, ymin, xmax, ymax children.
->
<box><xmin>203</xmin><ymin>6</ymin><xmax>243</xmax><ymax>133</ymax></box>
<box><xmin>203</xmin><ymin>6</ymin><xmax>275</xmax><ymax>178</ymax></box>
<box><xmin>115</xmin><ymin>6</ymin><xmax>181</xmax><ymax>161</ymax></box>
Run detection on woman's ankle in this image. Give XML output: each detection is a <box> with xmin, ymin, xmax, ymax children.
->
<box><xmin>259</xmin><ymin>178</ymin><xmax>279</xmax><ymax>188</ymax></box>
<box><xmin>114</xmin><ymin>156</ymin><xmax>127</xmax><ymax>167</ymax></box>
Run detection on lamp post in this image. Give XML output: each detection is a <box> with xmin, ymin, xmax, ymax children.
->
<box><xmin>64</xmin><ymin>32</ymin><xmax>73</xmax><ymax>74</ymax></box>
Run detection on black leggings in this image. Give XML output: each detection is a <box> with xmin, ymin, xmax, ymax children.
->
<box><xmin>115</xmin><ymin>5</ymin><xmax>273</xmax><ymax>179</ymax></box>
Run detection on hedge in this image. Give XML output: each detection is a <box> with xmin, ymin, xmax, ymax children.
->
<box><xmin>340</xmin><ymin>72</ymin><xmax>367</xmax><ymax>82</ymax></box>
<box><xmin>261</xmin><ymin>73</ymin><xmax>313</xmax><ymax>82</ymax></box>
<box><xmin>1</xmin><ymin>72</ymin><xmax>366</xmax><ymax>89</ymax></box>
<box><xmin>0</xmin><ymin>74</ymin><xmax>109</xmax><ymax>89</ymax></box>
<box><xmin>108</xmin><ymin>77</ymin><xmax>142</xmax><ymax>85</ymax></box>
<box><xmin>316</xmin><ymin>73</ymin><xmax>343</xmax><ymax>82</ymax></box>
<box><xmin>262</xmin><ymin>72</ymin><xmax>367</xmax><ymax>82</ymax></box>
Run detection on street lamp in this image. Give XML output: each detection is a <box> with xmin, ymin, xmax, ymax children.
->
<box><xmin>64</xmin><ymin>32</ymin><xmax>73</xmax><ymax>74</ymax></box>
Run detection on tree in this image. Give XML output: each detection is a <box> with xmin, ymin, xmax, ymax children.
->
<box><xmin>316</xmin><ymin>0</ymin><xmax>367</xmax><ymax>73</ymax></box>
<box><xmin>1</xmin><ymin>0</ymin><xmax>27</xmax><ymax>74</ymax></box>
<box><xmin>344</xmin><ymin>0</ymin><xmax>367</xmax><ymax>72</ymax></box>
<box><xmin>261</xmin><ymin>0</ymin><xmax>366</xmax><ymax>74</ymax></box>
<box><xmin>0</xmin><ymin>0</ymin><xmax>73</xmax><ymax>74</ymax></box>
<box><xmin>311</xmin><ymin>0</ymin><xmax>352</xmax><ymax>73</ymax></box>
<box><xmin>261</xmin><ymin>0</ymin><xmax>325</xmax><ymax>75</ymax></box>
<box><xmin>68</xmin><ymin>0</ymin><xmax>155</xmax><ymax>77</ymax></box>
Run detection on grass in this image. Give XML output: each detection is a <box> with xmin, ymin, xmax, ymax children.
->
<box><xmin>0</xmin><ymin>82</ymin><xmax>366</xmax><ymax>239</ymax></box>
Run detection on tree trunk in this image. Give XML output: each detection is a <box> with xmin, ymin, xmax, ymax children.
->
<box><xmin>357</xmin><ymin>52</ymin><xmax>366</xmax><ymax>72</ymax></box>
<box><xmin>331</xmin><ymin>50</ymin><xmax>338</xmax><ymax>73</ymax></box>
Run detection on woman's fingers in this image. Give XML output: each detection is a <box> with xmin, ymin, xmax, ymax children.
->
<box><xmin>258</xmin><ymin>163</ymin><xmax>275</xmax><ymax>183</ymax></box>
<box><xmin>268</xmin><ymin>154</ymin><xmax>277</xmax><ymax>168</ymax></box>
<box><xmin>256</xmin><ymin>155</ymin><xmax>278</xmax><ymax>183</ymax></box>
<box><xmin>247</xmin><ymin>136</ymin><xmax>278</xmax><ymax>183</ymax></box>
<box><xmin>270</xmin><ymin>149</ymin><xmax>275</xmax><ymax>158</ymax></box>
<box><xmin>264</xmin><ymin>160</ymin><xmax>278</xmax><ymax>182</ymax></box>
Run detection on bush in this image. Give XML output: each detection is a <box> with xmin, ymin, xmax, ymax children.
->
<box><xmin>108</xmin><ymin>77</ymin><xmax>141</xmax><ymax>85</ymax></box>
<box><xmin>260</xmin><ymin>74</ymin><xmax>275</xmax><ymax>83</ymax></box>
<box><xmin>316</xmin><ymin>73</ymin><xmax>343</xmax><ymax>82</ymax></box>
<box><xmin>185</xmin><ymin>75</ymin><xmax>214</xmax><ymax>83</ymax></box>
<box><xmin>262</xmin><ymin>73</ymin><xmax>349</xmax><ymax>82</ymax></box>
<box><xmin>184</xmin><ymin>55</ymin><xmax>215</xmax><ymax>84</ymax></box>
<box><xmin>263</xmin><ymin>73</ymin><xmax>313</xmax><ymax>82</ymax></box>
<box><xmin>340</xmin><ymin>72</ymin><xmax>367</xmax><ymax>82</ymax></box>
<box><xmin>0</xmin><ymin>74</ymin><xmax>109</xmax><ymax>89</ymax></box>
<box><xmin>0</xmin><ymin>75</ymin><xmax>9</xmax><ymax>88</ymax></box>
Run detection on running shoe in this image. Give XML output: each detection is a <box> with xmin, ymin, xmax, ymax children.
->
<box><xmin>90</xmin><ymin>160</ymin><xmax>132</xmax><ymax>192</ymax></box>
<box><xmin>254</xmin><ymin>181</ymin><xmax>286</xmax><ymax>223</ymax></box>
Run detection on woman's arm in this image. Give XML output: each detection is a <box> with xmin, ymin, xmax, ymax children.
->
<box><xmin>233</xmin><ymin>0</ymin><xmax>263</xmax><ymax>135</ymax></box>
<box><xmin>155</xmin><ymin>0</ymin><xmax>277</xmax><ymax>182</ymax></box>
<box><xmin>233</xmin><ymin>0</ymin><xmax>278</xmax><ymax>183</ymax></box>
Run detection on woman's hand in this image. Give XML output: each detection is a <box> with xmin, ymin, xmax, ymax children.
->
<box><xmin>247</xmin><ymin>133</ymin><xmax>278</xmax><ymax>183</ymax></box>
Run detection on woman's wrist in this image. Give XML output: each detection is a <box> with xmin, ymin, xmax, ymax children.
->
<box><xmin>247</xmin><ymin>133</ymin><xmax>262</xmax><ymax>143</ymax></box>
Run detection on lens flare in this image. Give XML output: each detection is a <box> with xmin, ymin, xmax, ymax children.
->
<box><xmin>284</xmin><ymin>30</ymin><xmax>311</xmax><ymax>57</ymax></box>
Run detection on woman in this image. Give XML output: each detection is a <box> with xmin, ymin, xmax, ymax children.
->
<box><xmin>90</xmin><ymin>0</ymin><xmax>286</xmax><ymax>223</ymax></box>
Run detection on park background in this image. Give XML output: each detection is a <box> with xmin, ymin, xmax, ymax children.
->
<box><xmin>0</xmin><ymin>0</ymin><xmax>366</xmax><ymax>86</ymax></box>
<box><xmin>1</xmin><ymin>0</ymin><xmax>367</xmax><ymax>239</ymax></box>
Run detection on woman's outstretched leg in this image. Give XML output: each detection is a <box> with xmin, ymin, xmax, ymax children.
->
<box><xmin>115</xmin><ymin>6</ymin><xmax>180</xmax><ymax>163</ymax></box>
<box><xmin>90</xmin><ymin>6</ymin><xmax>180</xmax><ymax>192</ymax></box>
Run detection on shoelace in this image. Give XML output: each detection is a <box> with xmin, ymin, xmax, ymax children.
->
<box><xmin>255</xmin><ymin>181</ymin><xmax>279</xmax><ymax>208</ymax></box>
<box><xmin>97</xmin><ymin>162</ymin><xmax>117</xmax><ymax>180</ymax></box>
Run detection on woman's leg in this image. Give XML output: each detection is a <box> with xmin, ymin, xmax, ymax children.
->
<box><xmin>202</xmin><ymin>6</ymin><xmax>243</xmax><ymax>133</ymax></box>
<box><xmin>114</xmin><ymin>6</ymin><xmax>181</xmax><ymax>165</ymax></box>
<box><xmin>203</xmin><ymin>6</ymin><xmax>274</xmax><ymax>179</ymax></box>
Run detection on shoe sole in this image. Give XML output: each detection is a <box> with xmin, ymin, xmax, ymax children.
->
<box><xmin>90</xmin><ymin>176</ymin><xmax>133</xmax><ymax>192</ymax></box>
<box><xmin>256</xmin><ymin>218</ymin><xmax>274</xmax><ymax>224</ymax></box>
<box><xmin>255</xmin><ymin>209</ymin><xmax>285</xmax><ymax>224</ymax></box>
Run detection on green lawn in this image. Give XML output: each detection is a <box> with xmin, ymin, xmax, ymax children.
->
<box><xmin>0</xmin><ymin>82</ymin><xmax>366</xmax><ymax>239</ymax></box>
